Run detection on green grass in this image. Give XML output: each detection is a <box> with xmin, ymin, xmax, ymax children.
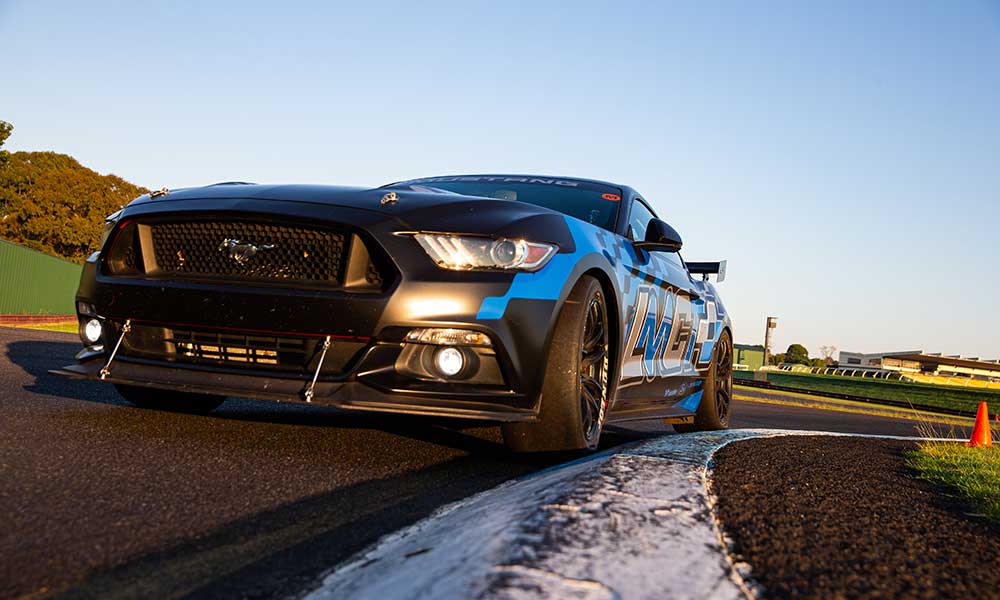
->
<box><xmin>736</xmin><ymin>370</ymin><xmax>1000</xmax><ymax>416</ymax></box>
<box><xmin>735</xmin><ymin>386</ymin><xmax>974</xmax><ymax>427</ymax></box>
<box><xmin>908</xmin><ymin>442</ymin><xmax>1000</xmax><ymax>521</ymax></box>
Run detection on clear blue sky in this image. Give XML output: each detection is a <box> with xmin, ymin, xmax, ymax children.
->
<box><xmin>3</xmin><ymin>1</ymin><xmax>998</xmax><ymax>359</ymax></box>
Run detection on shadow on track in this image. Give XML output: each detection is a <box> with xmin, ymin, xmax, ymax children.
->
<box><xmin>7</xmin><ymin>339</ymin><xmax>128</xmax><ymax>405</ymax></box>
<box><xmin>58</xmin><ymin>451</ymin><xmax>556</xmax><ymax>600</ymax></box>
<box><xmin>6</xmin><ymin>338</ymin><xmax>654</xmax><ymax>457</ymax></box>
<box><xmin>2</xmin><ymin>337</ymin><xmax>654</xmax><ymax>599</ymax></box>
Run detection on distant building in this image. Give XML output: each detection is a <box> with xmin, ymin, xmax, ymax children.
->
<box><xmin>733</xmin><ymin>344</ymin><xmax>764</xmax><ymax>370</ymax></box>
<box><xmin>838</xmin><ymin>350</ymin><xmax>1000</xmax><ymax>381</ymax></box>
<box><xmin>837</xmin><ymin>350</ymin><xmax>922</xmax><ymax>368</ymax></box>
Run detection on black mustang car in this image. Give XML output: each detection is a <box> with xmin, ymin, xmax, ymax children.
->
<box><xmin>57</xmin><ymin>175</ymin><xmax>732</xmax><ymax>452</ymax></box>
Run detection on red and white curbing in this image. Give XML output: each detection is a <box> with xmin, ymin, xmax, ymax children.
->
<box><xmin>304</xmin><ymin>430</ymin><xmax>940</xmax><ymax>600</ymax></box>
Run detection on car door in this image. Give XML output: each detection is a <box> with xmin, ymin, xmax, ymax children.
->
<box><xmin>616</xmin><ymin>197</ymin><xmax>701</xmax><ymax>415</ymax></box>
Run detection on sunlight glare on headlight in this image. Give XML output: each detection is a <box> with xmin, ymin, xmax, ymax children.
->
<box><xmin>413</xmin><ymin>234</ymin><xmax>556</xmax><ymax>272</ymax></box>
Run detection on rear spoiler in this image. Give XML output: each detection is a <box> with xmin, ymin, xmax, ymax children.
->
<box><xmin>686</xmin><ymin>260</ymin><xmax>727</xmax><ymax>283</ymax></box>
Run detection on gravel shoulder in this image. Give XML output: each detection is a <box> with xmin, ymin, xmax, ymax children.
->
<box><xmin>711</xmin><ymin>436</ymin><xmax>1000</xmax><ymax>598</ymax></box>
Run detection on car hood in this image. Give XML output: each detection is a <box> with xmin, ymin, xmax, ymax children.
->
<box><xmin>125</xmin><ymin>183</ymin><xmax>578</xmax><ymax>248</ymax></box>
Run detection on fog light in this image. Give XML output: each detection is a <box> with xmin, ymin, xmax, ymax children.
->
<box><xmin>83</xmin><ymin>318</ymin><xmax>103</xmax><ymax>344</ymax></box>
<box><xmin>434</xmin><ymin>347</ymin><xmax>465</xmax><ymax>377</ymax></box>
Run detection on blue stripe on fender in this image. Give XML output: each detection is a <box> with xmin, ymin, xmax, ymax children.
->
<box><xmin>476</xmin><ymin>216</ymin><xmax>594</xmax><ymax>320</ymax></box>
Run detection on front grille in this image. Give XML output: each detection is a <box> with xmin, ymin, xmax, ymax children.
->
<box><xmin>104</xmin><ymin>216</ymin><xmax>392</xmax><ymax>291</ymax></box>
<box><xmin>120</xmin><ymin>323</ymin><xmax>368</xmax><ymax>375</ymax></box>
<box><xmin>171</xmin><ymin>329</ymin><xmax>308</xmax><ymax>367</ymax></box>
<box><xmin>150</xmin><ymin>221</ymin><xmax>346</xmax><ymax>284</ymax></box>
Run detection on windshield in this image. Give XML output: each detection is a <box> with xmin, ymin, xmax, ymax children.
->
<box><xmin>393</xmin><ymin>176</ymin><xmax>622</xmax><ymax>231</ymax></box>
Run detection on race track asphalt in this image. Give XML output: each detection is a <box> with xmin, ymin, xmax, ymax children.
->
<box><xmin>0</xmin><ymin>328</ymin><xmax>930</xmax><ymax>599</ymax></box>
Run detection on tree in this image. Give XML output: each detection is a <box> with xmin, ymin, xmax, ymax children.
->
<box><xmin>808</xmin><ymin>358</ymin><xmax>827</xmax><ymax>368</ymax></box>
<box><xmin>818</xmin><ymin>345</ymin><xmax>837</xmax><ymax>362</ymax></box>
<box><xmin>0</xmin><ymin>120</ymin><xmax>11</xmax><ymax>168</ymax></box>
<box><xmin>769</xmin><ymin>353</ymin><xmax>786</xmax><ymax>365</ymax></box>
<box><xmin>784</xmin><ymin>344</ymin><xmax>810</xmax><ymax>365</ymax></box>
<box><xmin>0</xmin><ymin>147</ymin><xmax>147</xmax><ymax>262</ymax></box>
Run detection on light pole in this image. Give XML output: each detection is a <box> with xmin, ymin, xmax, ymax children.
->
<box><xmin>763</xmin><ymin>316</ymin><xmax>778</xmax><ymax>369</ymax></box>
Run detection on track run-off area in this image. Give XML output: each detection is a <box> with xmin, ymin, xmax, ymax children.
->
<box><xmin>0</xmin><ymin>328</ymin><xmax>965</xmax><ymax>599</ymax></box>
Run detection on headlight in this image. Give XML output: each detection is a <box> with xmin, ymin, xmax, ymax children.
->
<box><xmin>413</xmin><ymin>234</ymin><xmax>557</xmax><ymax>272</ymax></box>
<box><xmin>99</xmin><ymin>210</ymin><xmax>123</xmax><ymax>249</ymax></box>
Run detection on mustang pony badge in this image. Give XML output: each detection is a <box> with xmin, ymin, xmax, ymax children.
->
<box><xmin>218</xmin><ymin>239</ymin><xmax>274</xmax><ymax>264</ymax></box>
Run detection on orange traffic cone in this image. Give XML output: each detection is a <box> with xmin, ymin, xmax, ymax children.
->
<box><xmin>966</xmin><ymin>402</ymin><xmax>992</xmax><ymax>447</ymax></box>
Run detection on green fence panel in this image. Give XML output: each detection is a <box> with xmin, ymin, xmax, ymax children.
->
<box><xmin>735</xmin><ymin>347</ymin><xmax>764</xmax><ymax>370</ymax></box>
<box><xmin>0</xmin><ymin>238</ymin><xmax>82</xmax><ymax>315</ymax></box>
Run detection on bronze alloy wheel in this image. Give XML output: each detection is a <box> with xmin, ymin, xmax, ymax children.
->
<box><xmin>580</xmin><ymin>292</ymin><xmax>609</xmax><ymax>443</ymax></box>
<box><xmin>715</xmin><ymin>334</ymin><xmax>733</xmax><ymax>426</ymax></box>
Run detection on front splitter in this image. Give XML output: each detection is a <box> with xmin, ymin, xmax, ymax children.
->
<box><xmin>51</xmin><ymin>359</ymin><xmax>537</xmax><ymax>422</ymax></box>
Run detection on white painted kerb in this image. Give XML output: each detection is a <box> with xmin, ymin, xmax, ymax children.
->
<box><xmin>304</xmin><ymin>429</ymin><xmax>944</xmax><ymax>600</ymax></box>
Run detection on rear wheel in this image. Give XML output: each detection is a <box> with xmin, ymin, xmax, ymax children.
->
<box><xmin>115</xmin><ymin>385</ymin><xmax>226</xmax><ymax>415</ymax></box>
<box><xmin>673</xmin><ymin>331</ymin><xmax>732</xmax><ymax>432</ymax></box>
<box><xmin>502</xmin><ymin>276</ymin><xmax>611</xmax><ymax>453</ymax></box>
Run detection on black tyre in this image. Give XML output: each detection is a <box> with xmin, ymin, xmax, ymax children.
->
<box><xmin>502</xmin><ymin>276</ymin><xmax>611</xmax><ymax>453</ymax></box>
<box><xmin>115</xmin><ymin>384</ymin><xmax>226</xmax><ymax>415</ymax></box>
<box><xmin>673</xmin><ymin>331</ymin><xmax>732</xmax><ymax>432</ymax></box>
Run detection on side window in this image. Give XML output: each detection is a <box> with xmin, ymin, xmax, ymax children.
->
<box><xmin>662</xmin><ymin>249</ymin><xmax>685</xmax><ymax>270</ymax></box>
<box><xmin>627</xmin><ymin>199</ymin><xmax>656</xmax><ymax>242</ymax></box>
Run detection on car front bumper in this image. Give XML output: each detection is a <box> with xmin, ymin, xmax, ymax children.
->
<box><xmin>56</xmin><ymin>199</ymin><xmax>569</xmax><ymax>422</ymax></box>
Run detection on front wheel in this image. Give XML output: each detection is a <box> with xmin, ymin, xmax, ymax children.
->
<box><xmin>673</xmin><ymin>331</ymin><xmax>732</xmax><ymax>432</ymax></box>
<box><xmin>502</xmin><ymin>276</ymin><xmax>611</xmax><ymax>453</ymax></box>
<box><xmin>115</xmin><ymin>385</ymin><xmax>227</xmax><ymax>415</ymax></box>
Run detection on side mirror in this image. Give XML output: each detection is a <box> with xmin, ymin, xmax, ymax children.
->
<box><xmin>635</xmin><ymin>218</ymin><xmax>683</xmax><ymax>253</ymax></box>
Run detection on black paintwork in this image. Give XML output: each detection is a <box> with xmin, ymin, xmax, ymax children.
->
<box><xmin>60</xmin><ymin>175</ymin><xmax>730</xmax><ymax>425</ymax></box>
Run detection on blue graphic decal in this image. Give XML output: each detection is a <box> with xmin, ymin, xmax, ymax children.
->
<box><xmin>677</xmin><ymin>389</ymin><xmax>703</xmax><ymax>412</ymax></box>
<box><xmin>477</xmin><ymin>208</ymin><xmax>731</xmax><ymax>418</ymax></box>
<box><xmin>477</xmin><ymin>216</ymin><xmax>598</xmax><ymax>320</ymax></box>
<box><xmin>699</xmin><ymin>340</ymin><xmax>717</xmax><ymax>364</ymax></box>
